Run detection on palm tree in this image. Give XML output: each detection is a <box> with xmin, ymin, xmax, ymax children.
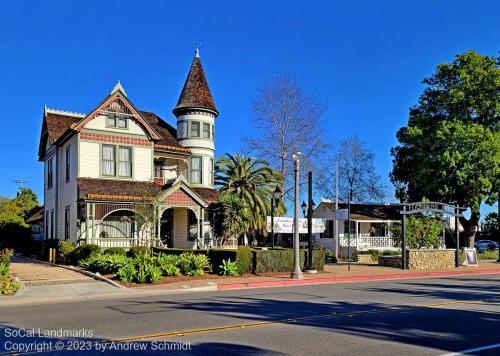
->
<box><xmin>215</xmin><ymin>153</ymin><xmax>284</xmax><ymax>238</ymax></box>
<box><xmin>210</xmin><ymin>194</ymin><xmax>251</xmax><ymax>246</ymax></box>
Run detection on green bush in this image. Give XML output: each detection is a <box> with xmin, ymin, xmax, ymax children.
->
<box><xmin>58</xmin><ymin>240</ymin><xmax>76</xmax><ymax>264</ymax></box>
<box><xmin>179</xmin><ymin>252</ymin><xmax>210</xmax><ymax>276</ymax></box>
<box><xmin>325</xmin><ymin>250</ymin><xmax>338</xmax><ymax>263</ymax></box>
<box><xmin>208</xmin><ymin>249</ymin><xmax>237</xmax><ymax>274</ymax></box>
<box><xmin>219</xmin><ymin>259</ymin><xmax>238</xmax><ymax>276</ymax></box>
<box><xmin>103</xmin><ymin>247</ymin><xmax>126</xmax><ymax>256</ymax></box>
<box><xmin>392</xmin><ymin>216</ymin><xmax>442</xmax><ymax>249</ymax></box>
<box><xmin>0</xmin><ymin>275</ymin><xmax>19</xmax><ymax>295</ymax></box>
<box><xmin>156</xmin><ymin>253</ymin><xmax>181</xmax><ymax>276</ymax></box>
<box><xmin>382</xmin><ymin>250</ymin><xmax>401</xmax><ymax>256</ymax></box>
<box><xmin>152</xmin><ymin>247</ymin><xmax>207</xmax><ymax>256</ymax></box>
<box><xmin>0</xmin><ymin>261</ymin><xmax>8</xmax><ymax>276</ymax></box>
<box><xmin>252</xmin><ymin>249</ymin><xmax>325</xmax><ymax>273</ymax></box>
<box><xmin>0</xmin><ymin>248</ymin><xmax>14</xmax><ymax>266</ymax></box>
<box><xmin>127</xmin><ymin>246</ymin><xmax>151</xmax><ymax>258</ymax></box>
<box><xmin>117</xmin><ymin>262</ymin><xmax>136</xmax><ymax>282</ymax></box>
<box><xmin>70</xmin><ymin>244</ymin><xmax>101</xmax><ymax>264</ymax></box>
<box><xmin>235</xmin><ymin>246</ymin><xmax>253</xmax><ymax>274</ymax></box>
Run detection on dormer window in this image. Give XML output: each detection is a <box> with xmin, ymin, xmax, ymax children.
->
<box><xmin>106</xmin><ymin>114</ymin><xmax>127</xmax><ymax>129</ymax></box>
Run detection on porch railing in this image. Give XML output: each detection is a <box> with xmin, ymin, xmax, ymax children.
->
<box><xmin>339</xmin><ymin>236</ymin><xmax>397</xmax><ymax>250</ymax></box>
<box><xmin>88</xmin><ymin>238</ymin><xmax>163</xmax><ymax>248</ymax></box>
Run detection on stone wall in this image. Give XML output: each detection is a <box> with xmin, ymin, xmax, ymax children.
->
<box><xmin>378</xmin><ymin>249</ymin><xmax>456</xmax><ymax>270</ymax></box>
<box><xmin>356</xmin><ymin>254</ymin><xmax>375</xmax><ymax>263</ymax></box>
<box><xmin>408</xmin><ymin>249</ymin><xmax>455</xmax><ymax>270</ymax></box>
<box><xmin>378</xmin><ymin>255</ymin><xmax>402</xmax><ymax>268</ymax></box>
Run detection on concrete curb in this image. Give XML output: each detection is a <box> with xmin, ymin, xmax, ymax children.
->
<box><xmin>15</xmin><ymin>257</ymin><xmax>125</xmax><ymax>289</ymax></box>
<box><xmin>13</xmin><ymin>279</ymin><xmax>25</xmax><ymax>297</ymax></box>
<box><xmin>217</xmin><ymin>268</ymin><xmax>500</xmax><ymax>290</ymax></box>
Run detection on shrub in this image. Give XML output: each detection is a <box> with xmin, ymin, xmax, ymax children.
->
<box><xmin>79</xmin><ymin>254</ymin><xmax>129</xmax><ymax>275</ymax></box>
<box><xmin>71</xmin><ymin>244</ymin><xmax>101</xmax><ymax>264</ymax></box>
<box><xmin>156</xmin><ymin>253</ymin><xmax>181</xmax><ymax>276</ymax></box>
<box><xmin>0</xmin><ymin>261</ymin><xmax>8</xmax><ymax>276</ymax></box>
<box><xmin>58</xmin><ymin>240</ymin><xmax>76</xmax><ymax>264</ymax></box>
<box><xmin>144</xmin><ymin>264</ymin><xmax>162</xmax><ymax>284</ymax></box>
<box><xmin>117</xmin><ymin>262</ymin><xmax>136</xmax><ymax>282</ymax></box>
<box><xmin>219</xmin><ymin>259</ymin><xmax>238</xmax><ymax>276</ymax></box>
<box><xmin>252</xmin><ymin>249</ymin><xmax>325</xmax><ymax>273</ymax></box>
<box><xmin>0</xmin><ymin>275</ymin><xmax>19</xmax><ymax>295</ymax></box>
<box><xmin>392</xmin><ymin>216</ymin><xmax>442</xmax><ymax>249</ymax></box>
<box><xmin>0</xmin><ymin>248</ymin><xmax>14</xmax><ymax>266</ymax></box>
<box><xmin>127</xmin><ymin>246</ymin><xmax>151</xmax><ymax>258</ymax></box>
<box><xmin>235</xmin><ymin>246</ymin><xmax>253</xmax><ymax>274</ymax></box>
<box><xmin>103</xmin><ymin>247</ymin><xmax>126</xmax><ymax>256</ymax></box>
<box><xmin>325</xmin><ymin>250</ymin><xmax>338</xmax><ymax>263</ymax></box>
<box><xmin>208</xmin><ymin>249</ymin><xmax>236</xmax><ymax>274</ymax></box>
<box><xmin>152</xmin><ymin>247</ymin><xmax>207</xmax><ymax>256</ymax></box>
<box><xmin>179</xmin><ymin>252</ymin><xmax>210</xmax><ymax>276</ymax></box>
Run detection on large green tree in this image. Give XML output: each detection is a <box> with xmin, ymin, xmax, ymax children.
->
<box><xmin>391</xmin><ymin>51</ymin><xmax>500</xmax><ymax>246</ymax></box>
<box><xmin>214</xmin><ymin>153</ymin><xmax>284</xmax><ymax>237</ymax></box>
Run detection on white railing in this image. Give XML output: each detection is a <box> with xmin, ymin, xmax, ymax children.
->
<box><xmin>339</xmin><ymin>236</ymin><xmax>397</xmax><ymax>250</ymax></box>
<box><xmin>88</xmin><ymin>238</ymin><xmax>163</xmax><ymax>248</ymax></box>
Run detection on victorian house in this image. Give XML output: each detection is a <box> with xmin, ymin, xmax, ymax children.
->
<box><xmin>38</xmin><ymin>49</ymin><xmax>219</xmax><ymax>249</ymax></box>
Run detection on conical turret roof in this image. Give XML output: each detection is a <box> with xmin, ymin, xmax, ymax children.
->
<box><xmin>173</xmin><ymin>51</ymin><xmax>218</xmax><ymax>116</ymax></box>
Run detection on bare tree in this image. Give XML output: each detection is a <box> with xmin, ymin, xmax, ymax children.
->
<box><xmin>246</xmin><ymin>74</ymin><xmax>327</xmax><ymax>197</ymax></box>
<box><xmin>316</xmin><ymin>134</ymin><xmax>387</xmax><ymax>202</ymax></box>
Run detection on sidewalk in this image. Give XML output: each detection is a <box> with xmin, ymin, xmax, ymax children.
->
<box><xmin>129</xmin><ymin>260</ymin><xmax>500</xmax><ymax>292</ymax></box>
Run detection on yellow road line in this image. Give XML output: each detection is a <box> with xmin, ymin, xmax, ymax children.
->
<box><xmin>111</xmin><ymin>299</ymin><xmax>485</xmax><ymax>342</ymax></box>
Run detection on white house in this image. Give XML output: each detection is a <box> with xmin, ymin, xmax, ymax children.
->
<box><xmin>38</xmin><ymin>49</ymin><xmax>220</xmax><ymax>249</ymax></box>
<box><xmin>313</xmin><ymin>201</ymin><xmax>403</xmax><ymax>256</ymax></box>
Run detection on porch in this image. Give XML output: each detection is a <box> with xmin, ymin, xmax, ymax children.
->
<box><xmin>338</xmin><ymin>220</ymin><xmax>400</xmax><ymax>253</ymax></box>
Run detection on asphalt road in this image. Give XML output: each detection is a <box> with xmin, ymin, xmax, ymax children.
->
<box><xmin>2</xmin><ymin>274</ymin><xmax>500</xmax><ymax>355</ymax></box>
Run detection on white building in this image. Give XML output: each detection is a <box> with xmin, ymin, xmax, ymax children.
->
<box><xmin>313</xmin><ymin>201</ymin><xmax>402</xmax><ymax>256</ymax></box>
<box><xmin>38</xmin><ymin>49</ymin><xmax>220</xmax><ymax>249</ymax></box>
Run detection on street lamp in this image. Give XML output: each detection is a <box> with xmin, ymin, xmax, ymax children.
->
<box><xmin>291</xmin><ymin>151</ymin><xmax>303</xmax><ymax>279</ymax></box>
<box><xmin>301</xmin><ymin>201</ymin><xmax>307</xmax><ymax>217</ymax></box>
<box><xmin>271</xmin><ymin>184</ymin><xmax>282</xmax><ymax>249</ymax></box>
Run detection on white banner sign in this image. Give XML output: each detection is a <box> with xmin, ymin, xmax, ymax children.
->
<box><xmin>336</xmin><ymin>209</ymin><xmax>348</xmax><ymax>220</ymax></box>
<box><xmin>266</xmin><ymin>217</ymin><xmax>326</xmax><ymax>233</ymax></box>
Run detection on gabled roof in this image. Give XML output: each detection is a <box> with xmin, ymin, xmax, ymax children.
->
<box><xmin>25</xmin><ymin>205</ymin><xmax>44</xmax><ymax>224</ymax></box>
<box><xmin>157</xmin><ymin>175</ymin><xmax>208</xmax><ymax>207</ymax></box>
<box><xmin>73</xmin><ymin>88</ymin><xmax>160</xmax><ymax>141</ymax></box>
<box><xmin>173</xmin><ymin>52</ymin><xmax>218</xmax><ymax>116</ymax></box>
<box><xmin>317</xmin><ymin>202</ymin><xmax>403</xmax><ymax>221</ymax></box>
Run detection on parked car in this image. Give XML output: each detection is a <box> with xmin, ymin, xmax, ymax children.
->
<box><xmin>474</xmin><ymin>240</ymin><xmax>499</xmax><ymax>252</ymax></box>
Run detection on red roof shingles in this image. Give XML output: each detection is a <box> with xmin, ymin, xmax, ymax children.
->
<box><xmin>78</xmin><ymin>177</ymin><xmax>219</xmax><ymax>205</ymax></box>
<box><xmin>45</xmin><ymin>113</ymin><xmax>81</xmax><ymax>143</ymax></box>
<box><xmin>173</xmin><ymin>56</ymin><xmax>218</xmax><ymax>115</ymax></box>
<box><xmin>139</xmin><ymin>111</ymin><xmax>189</xmax><ymax>153</ymax></box>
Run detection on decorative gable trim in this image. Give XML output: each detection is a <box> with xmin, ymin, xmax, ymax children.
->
<box><xmin>73</xmin><ymin>90</ymin><xmax>160</xmax><ymax>141</ymax></box>
<box><xmin>157</xmin><ymin>175</ymin><xmax>208</xmax><ymax>208</ymax></box>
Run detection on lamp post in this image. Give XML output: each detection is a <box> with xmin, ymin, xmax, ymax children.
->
<box><xmin>291</xmin><ymin>151</ymin><xmax>303</xmax><ymax>279</ymax></box>
<box><xmin>271</xmin><ymin>184</ymin><xmax>282</xmax><ymax>249</ymax></box>
<box><xmin>301</xmin><ymin>172</ymin><xmax>317</xmax><ymax>273</ymax></box>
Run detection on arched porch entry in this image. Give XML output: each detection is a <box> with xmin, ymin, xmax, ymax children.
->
<box><xmin>92</xmin><ymin>208</ymin><xmax>151</xmax><ymax>248</ymax></box>
<box><xmin>159</xmin><ymin>206</ymin><xmax>202</xmax><ymax>249</ymax></box>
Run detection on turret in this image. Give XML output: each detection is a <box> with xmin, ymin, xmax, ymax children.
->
<box><xmin>173</xmin><ymin>49</ymin><xmax>218</xmax><ymax>188</ymax></box>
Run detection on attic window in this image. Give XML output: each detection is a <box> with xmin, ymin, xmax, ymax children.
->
<box><xmin>106</xmin><ymin>115</ymin><xmax>127</xmax><ymax>129</ymax></box>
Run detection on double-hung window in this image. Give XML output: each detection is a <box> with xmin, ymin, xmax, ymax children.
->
<box><xmin>47</xmin><ymin>158</ymin><xmax>53</xmax><ymax>189</ymax></box>
<box><xmin>118</xmin><ymin>147</ymin><xmax>132</xmax><ymax>177</ymax></box>
<box><xmin>102</xmin><ymin>145</ymin><xmax>116</xmax><ymax>176</ymax></box>
<box><xmin>65</xmin><ymin>146</ymin><xmax>70</xmax><ymax>181</ymax></box>
<box><xmin>191</xmin><ymin>122</ymin><xmax>200</xmax><ymax>138</ymax></box>
<box><xmin>106</xmin><ymin>115</ymin><xmax>127</xmax><ymax>129</ymax></box>
<box><xmin>209</xmin><ymin>158</ymin><xmax>214</xmax><ymax>186</ymax></box>
<box><xmin>191</xmin><ymin>156</ymin><xmax>202</xmax><ymax>184</ymax></box>
<box><xmin>211</xmin><ymin>124</ymin><xmax>214</xmax><ymax>140</ymax></box>
<box><xmin>203</xmin><ymin>123</ymin><xmax>210</xmax><ymax>139</ymax></box>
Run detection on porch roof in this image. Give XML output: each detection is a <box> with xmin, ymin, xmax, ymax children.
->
<box><xmin>320</xmin><ymin>202</ymin><xmax>403</xmax><ymax>221</ymax></box>
<box><xmin>77</xmin><ymin>178</ymin><xmax>219</xmax><ymax>205</ymax></box>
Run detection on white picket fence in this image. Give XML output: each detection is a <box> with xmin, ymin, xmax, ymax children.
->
<box><xmin>339</xmin><ymin>235</ymin><xmax>397</xmax><ymax>251</ymax></box>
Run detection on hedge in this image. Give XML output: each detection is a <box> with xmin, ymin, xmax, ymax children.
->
<box><xmin>253</xmin><ymin>249</ymin><xmax>325</xmax><ymax>273</ymax></box>
<box><xmin>151</xmin><ymin>247</ymin><xmax>324</xmax><ymax>274</ymax></box>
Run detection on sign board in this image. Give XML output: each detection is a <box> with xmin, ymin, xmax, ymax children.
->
<box><xmin>335</xmin><ymin>209</ymin><xmax>348</xmax><ymax>221</ymax></box>
<box><xmin>462</xmin><ymin>248</ymin><xmax>478</xmax><ymax>267</ymax></box>
<box><xmin>266</xmin><ymin>217</ymin><xmax>326</xmax><ymax>234</ymax></box>
<box><xmin>401</xmin><ymin>201</ymin><xmax>463</xmax><ymax>217</ymax></box>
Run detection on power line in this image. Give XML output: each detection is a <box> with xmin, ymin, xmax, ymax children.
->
<box><xmin>12</xmin><ymin>179</ymin><xmax>31</xmax><ymax>189</ymax></box>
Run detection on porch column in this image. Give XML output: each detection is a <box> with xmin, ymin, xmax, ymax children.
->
<box><xmin>157</xmin><ymin>206</ymin><xmax>162</xmax><ymax>246</ymax></box>
<box><xmin>85</xmin><ymin>203</ymin><xmax>90</xmax><ymax>244</ymax></box>
<box><xmin>355</xmin><ymin>220</ymin><xmax>359</xmax><ymax>250</ymax></box>
<box><xmin>197</xmin><ymin>206</ymin><xmax>202</xmax><ymax>249</ymax></box>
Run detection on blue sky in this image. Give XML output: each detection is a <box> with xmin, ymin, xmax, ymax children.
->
<box><xmin>0</xmin><ymin>0</ymin><xmax>498</xmax><ymax>216</ymax></box>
